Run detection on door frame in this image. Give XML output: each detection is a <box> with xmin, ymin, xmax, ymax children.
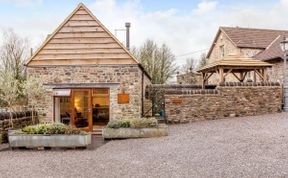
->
<box><xmin>53</xmin><ymin>88</ymin><xmax>110</xmax><ymax>132</ymax></box>
<box><xmin>70</xmin><ymin>89</ymin><xmax>93</xmax><ymax>132</ymax></box>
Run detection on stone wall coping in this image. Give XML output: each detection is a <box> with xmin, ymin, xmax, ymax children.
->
<box><xmin>165</xmin><ymin>89</ymin><xmax>219</xmax><ymax>95</ymax></box>
<box><xmin>0</xmin><ymin>111</ymin><xmax>33</xmax><ymax>121</ymax></box>
<box><xmin>148</xmin><ymin>82</ymin><xmax>280</xmax><ymax>94</ymax></box>
<box><xmin>218</xmin><ymin>82</ymin><xmax>280</xmax><ymax>87</ymax></box>
<box><xmin>148</xmin><ymin>84</ymin><xmax>216</xmax><ymax>89</ymax></box>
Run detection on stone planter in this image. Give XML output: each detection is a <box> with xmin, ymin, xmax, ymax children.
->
<box><xmin>103</xmin><ymin>124</ymin><xmax>168</xmax><ymax>139</ymax></box>
<box><xmin>8</xmin><ymin>130</ymin><xmax>91</xmax><ymax>148</ymax></box>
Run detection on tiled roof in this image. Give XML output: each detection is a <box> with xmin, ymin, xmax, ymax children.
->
<box><xmin>197</xmin><ymin>54</ymin><xmax>273</xmax><ymax>73</ymax></box>
<box><xmin>207</xmin><ymin>26</ymin><xmax>288</xmax><ymax>60</ymax></box>
<box><xmin>221</xmin><ymin>26</ymin><xmax>288</xmax><ymax>48</ymax></box>
<box><xmin>253</xmin><ymin>35</ymin><xmax>285</xmax><ymax>61</ymax></box>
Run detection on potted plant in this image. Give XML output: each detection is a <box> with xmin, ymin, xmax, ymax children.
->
<box><xmin>103</xmin><ymin>118</ymin><xmax>168</xmax><ymax>139</ymax></box>
<box><xmin>9</xmin><ymin>123</ymin><xmax>91</xmax><ymax>149</ymax></box>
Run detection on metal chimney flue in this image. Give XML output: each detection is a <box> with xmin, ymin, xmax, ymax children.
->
<box><xmin>125</xmin><ymin>22</ymin><xmax>131</xmax><ymax>50</ymax></box>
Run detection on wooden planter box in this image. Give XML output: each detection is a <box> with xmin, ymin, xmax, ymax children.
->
<box><xmin>103</xmin><ymin>124</ymin><xmax>168</xmax><ymax>139</ymax></box>
<box><xmin>8</xmin><ymin>131</ymin><xmax>91</xmax><ymax>148</ymax></box>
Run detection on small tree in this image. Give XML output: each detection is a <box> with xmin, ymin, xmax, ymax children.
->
<box><xmin>157</xmin><ymin>44</ymin><xmax>178</xmax><ymax>84</ymax></box>
<box><xmin>198</xmin><ymin>52</ymin><xmax>207</xmax><ymax>69</ymax></box>
<box><xmin>182</xmin><ymin>57</ymin><xmax>196</xmax><ymax>74</ymax></box>
<box><xmin>179</xmin><ymin>57</ymin><xmax>198</xmax><ymax>84</ymax></box>
<box><xmin>0</xmin><ymin>29</ymin><xmax>28</xmax><ymax>82</ymax></box>
<box><xmin>22</xmin><ymin>76</ymin><xmax>46</xmax><ymax>124</ymax></box>
<box><xmin>135</xmin><ymin>39</ymin><xmax>178</xmax><ymax>84</ymax></box>
<box><xmin>0</xmin><ymin>71</ymin><xmax>21</xmax><ymax>128</ymax></box>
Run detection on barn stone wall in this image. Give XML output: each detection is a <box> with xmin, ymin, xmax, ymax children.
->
<box><xmin>164</xmin><ymin>82</ymin><xmax>282</xmax><ymax>123</ymax></box>
<box><xmin>27</xmin><ymin>64</ymin><xmax>150</xmax><ymax>122</ymax></box>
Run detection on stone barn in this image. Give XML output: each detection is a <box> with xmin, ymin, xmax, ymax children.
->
<box><xmin>25</xmin><ymin>3</ymin><xmax>151</xmax><ymax>132</ymax></box>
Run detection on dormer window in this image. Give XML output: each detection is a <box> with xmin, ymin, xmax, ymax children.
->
<box><xmin>220</xmin><ymin>45</ymin><xmax>224</xmax><ymax>58</ymax></box>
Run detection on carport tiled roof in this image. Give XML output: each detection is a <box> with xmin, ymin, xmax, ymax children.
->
<box><xmin>197</xmin><ymin>54</ymin><xmax>273</xmax><ymax>73</ymax></box>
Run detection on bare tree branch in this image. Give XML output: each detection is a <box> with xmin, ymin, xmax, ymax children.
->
<box><xmin>0</xmin><ymin>29</ymin><xmax>29</xmax><ymax>81</ymax></box>
<box><xmin>135</xmin><ymin>39</ymin><xmax>178</xmax><ymax>84</ymax></box>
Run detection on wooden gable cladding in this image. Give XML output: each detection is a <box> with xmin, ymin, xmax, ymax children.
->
<box><xmin>49</xmin><ymin>37</ymin><xmax>116</xmax><ymax>44</ymax></box>
<box><xmin>27</xmin><ymin>3</ymin><xmax>138</xmax><ymax>66</ymax></box>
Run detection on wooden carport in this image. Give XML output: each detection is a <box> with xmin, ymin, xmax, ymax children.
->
<box><xmin>197</xmin><ymin>55</ymin><xmax>273</xmax><ymax>89</ymax></box>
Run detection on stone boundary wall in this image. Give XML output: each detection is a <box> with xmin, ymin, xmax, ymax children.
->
<box><xmin>0</xmin><ymin>111</ymin><xmax>36</xmax><ymax>143</ymax></box>
<box><xmin>164</xmin><ymin>82</ymin><xmax>282</xmax><ymax>123</ymax></box>
<box><xmin>145</xmin><ymin>84</ymin><xmax>217</xmax><ymax>115</ymax></box>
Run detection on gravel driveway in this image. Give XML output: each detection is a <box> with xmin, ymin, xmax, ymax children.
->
<box><xmin>1</xmin><ymin>113</ymin><xmax>288</xmax><ymax>178</ymax></box>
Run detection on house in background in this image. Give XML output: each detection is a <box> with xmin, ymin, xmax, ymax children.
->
<box><xmin>206</xmin><ymin>26</ymin><xmax>288</xmax><ymax>83</ymax></box>
<box><xmin>25</xmin><ymin>3</ymin><xmax>151</xmax><ymax>132</ymax></box>
<box><xmin>176</xmin><ymin>71</ymin><xmax>201</xmax><ymax>85</ymax></box>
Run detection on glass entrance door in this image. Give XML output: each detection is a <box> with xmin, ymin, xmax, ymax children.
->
<box><xmin>92</xmin><ymin>89</ymin><xmax>110</xmax><ymax>128</ymax></box>
<box><xmin>71</xmin><ymin>89</ymin><xmax>92</xmax><ymax>131</ymax></box>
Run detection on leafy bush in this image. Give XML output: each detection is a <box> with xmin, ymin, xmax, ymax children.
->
<box><xmin>130</xmin><ymin>118</ymin><xmax>158</xmax><ymax>128</ymax></box>
<box><xmin>107</xmin><ymin>119</ymin><xmax>130</xmax><ymax>128</ymax></box>
<box><xmin>17</xmin><ymin>123</ymin><xmax>87</xmax><ymax>135</ymax></box>
<box><xmin>107</xmin><ymin>118</ymin><xmax>158</xmax><ymax>129</ymax></box>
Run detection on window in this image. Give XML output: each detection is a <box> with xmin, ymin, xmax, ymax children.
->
<box><xmin>220</xmin><ymin>45</ymin><xmax>224</xmax><ymax>58</ymax></box>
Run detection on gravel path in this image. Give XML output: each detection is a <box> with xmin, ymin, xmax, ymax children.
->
<box><xmin>1</xmin><ymin>113</ymin><xmax>288</xmax><ymax>178</ymax></box>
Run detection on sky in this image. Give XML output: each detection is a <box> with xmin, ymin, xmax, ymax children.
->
<box><xmin>0</xmin><ymin>0</ymin><xmax>288</xmax><ymax>68</ymax></box>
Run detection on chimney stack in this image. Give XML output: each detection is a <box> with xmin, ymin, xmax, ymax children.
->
<box><xmin>125</xmin><ymin>22</ymin><xmax>131</xmax><ymax>50</ymax></box>
<box><xmin>30</xmin><ymin>48</ymin><xmax>33</xmax><ymax>57</ymax></box>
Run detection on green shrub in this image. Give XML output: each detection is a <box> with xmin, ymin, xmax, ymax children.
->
<box><xmin>107</xmin><ymin>119</ymin><xmax>130</xmax><ymax>128</ymax></box>
<box><xmin>107</xmin><ymin>118</ymin><xmax>158</xmax><ymax>129</ymax></box>
<box><xmin>18</xmin><ymin>123</ymin><xmax>87</xmax><ymax>135</ymax></box>
<box><xmin>130</xmin><ymin>118</ymin><xmax>158</xmax><ymax>128</ymax></box>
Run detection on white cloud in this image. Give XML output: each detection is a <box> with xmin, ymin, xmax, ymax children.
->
<box><xmin>0</xmin><ymin>0</ymin><xmax>42</xmax><ymax>6</ymax></box>
<box><xmin>194</xmin><ymin>0</ymin><xmax>218</xmax><ymax>15</ymax></box>
<box><xmin>3</xmin><ymin>0</ymin><xmax>288</xmax><ymax>70</ymax></box>
<box><xmin>89</xmin><ymin>0</ymin><xmax>218</xmax><ymax>61</ymax></box>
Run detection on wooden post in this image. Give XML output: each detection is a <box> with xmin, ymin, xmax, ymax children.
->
<box><xmin>263</xmin><ymin>68</ymin><xmax>268</xmax><ymax>81</ymax></box>
<box><xmin>263</xmin><ymin>69</ymin><xmax>269</xmax><ymax>81</ymax></box>
<box><xmin>201</xmin><ymin>72</ymin><xmax>205</xmax><ymax>89</ymax></box>
<box><xmin>261</xmin><ymin>69</ymin><xmax>264</xmax><ymax>81</ymax></box>
<box><xmin>219</xmin><ymin>68</ymin><xmax>224</xmax><ymax>84</ymax></box>
<box><xmin>254</xmin><ymin>69</ymin><xmax>265</xmax><ymax>81</ymax></box>
<box><xmin>239</xmin><ymin>72</ymin><xmax>244</xmax><ymax>82</ymax></box>
<box><xmin>253</xmin><ymin>70</ymin><xmax>257</xmax><ymax>83</ymax></box>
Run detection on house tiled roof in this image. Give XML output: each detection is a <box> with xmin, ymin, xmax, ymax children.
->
<box><xmin>207</xmin><ymin>26</ymin><xmax>288</xmax><ymax>59</ymax></box>
<box><xmin>221</xmin><ymin>27</ymin><xmax>288</xmax><ymax>48</ymax></box>
<box><xmin>253</xmin><ymin>35</ymin><xmax>285</xmax><ymax>61</ymax></box>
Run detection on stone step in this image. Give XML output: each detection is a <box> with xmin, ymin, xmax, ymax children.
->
<box><xmin>92</xmin><ymin>129</ymin><xmax>103</xmax><ymax>135</ymax></box>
